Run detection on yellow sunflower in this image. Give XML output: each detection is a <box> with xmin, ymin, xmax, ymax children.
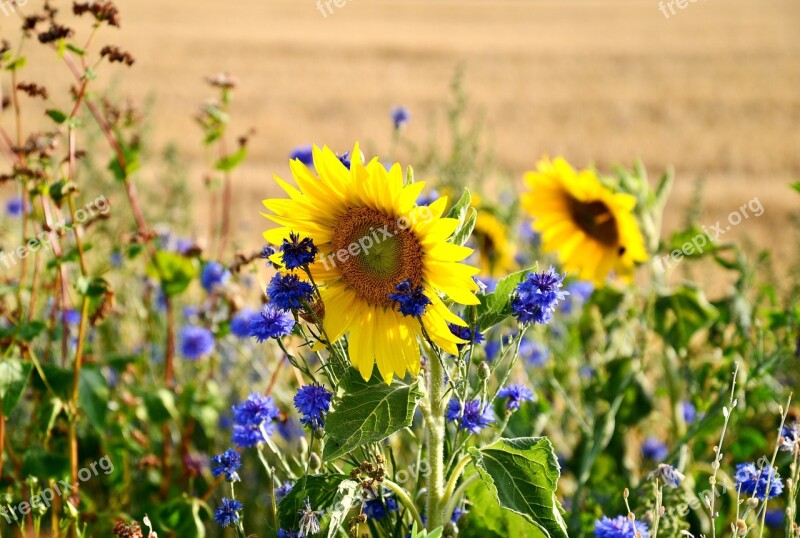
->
<box><xmin>262</xmin><ymin>144</ymin><xmax>480</xmax><ymax>383</ymax></box>
<box><xmin>522</xmin><ymin>157</ymin><xmax>648</xmax><ymax>285</ymax></box>
<box><xmin>471</xmin><ymin>211</ymin><xmax>517</xmax><ymax>278</ymax></box>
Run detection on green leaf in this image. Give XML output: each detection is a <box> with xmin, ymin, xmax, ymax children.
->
<box><xmin>46</xmin><ymin>109</ymin><xmax>69</xmax><ymax>124</ymax></box>
<box><xmin>654</xmin><ymin>285</ymin><xmax>718</xmax><ymax>350</ymax></box>
<box><xmin>325</xmin><ymin>479</ymin><xmax>360</xmax><ymax>538</ymax></box>
<box><xmin>323</xmin><ymin>368</ymin><xmax>421</xmax><ymax>460</ymax></box>
<box><xmin>476</xmin><ymin>266</ymin><xmax>536</xmax><ymax>330</ymax></box>
<box><xmin>21</xmin><ymin>447</ymin><xmax>70</xmax><ymax>481</ymax></box>
<box><xmin>461</xmin><ymin>472</ymin><xmax>547</xmax><ymax>538</ymax></box>
<box><xmin>78</xmin><ymin>367</ymin><xmax>108</xmax><ymax>432</ymax></box>
<box><xmin>157</xmin><ymin>497</ymin><xmax>209</xmax><ymax>538</ymax></box>
<box><xmin>214</xmin><ymin>147</ymin><xmax>248</xmax><ymax>172</ymax></box>
<box><xmin>450</xmin><ymin>207</ymin><xmax>477</xmax><ymax>246</ymax></box>
<box><xmin>469</xmin><ymin>437</ymin><xmax>568</xmax><ymax>538</ymax></box>
<box><xmin>791</xmin><ymin>181</ymin><xmax>800</xmax><ymax>194</ymax></box>
<box><xmin>107</xmin><ymin>144</ymin><xmax>141</xmax><ymax>181</ymax></box>
<box><xmin>277</xmin><ymin>474</ymin><xmax>349</xmax><ymax>531</ymax></box>
<box><xmin>143</xmin><ymin>389</ymin><xmax>179</xmax><ymax>424</ymax></box>
<box><xmin>0</xmin><ymin>359</ymin><xmax>33</xmax><ymax>415</ymax></box>
<box><xmin>409</xmin><ymin>522</ymin><xmax>444</xmax><ymax>538</ymax></box>
<box><xmin>145</xmin><ymin>251</ymin><xmax>199</xmax><ymax>296</ymax></box>
<box><xmin>66</xmin><ymin>43</ymin><xmax>85</xmax><ymax>56</ymax></box>
<box><xmin>4</xmin><ymin>56</ymin><xmax>27</xmax><ymax>71</ymax></box>
<box><xmin>76</xmin><ymin>276</ymin><xmax>110</xmax><ymax>298</ymax></box>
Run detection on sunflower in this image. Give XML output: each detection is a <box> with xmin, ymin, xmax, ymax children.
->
<box><xmin>471</xmin><ymin>211</ymin><xmax>516</xmax><ymax>278</ymax></box>
<box><xmin>262</xmin><ymin>144</ymin><xmax>480</xmax><ymax>383</ymax></box>
<box><xmin>522</xmin><ymin>157</ymin><xmax>648</xmax><ymax>285</ymax></box>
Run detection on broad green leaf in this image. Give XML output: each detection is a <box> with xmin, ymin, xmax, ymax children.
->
<box><xmin>445</xmin><ymin>188</ymin><xmax>472</xmax><ymax>224</ymax></box>
<box><xmin>450</xmin><ymin>207</ymin><xmax>477</xmax><ymax>246</ymax></box>
<box><xmin>277</xmin><ymin>474</ymin><xmax>349</xmax><ymax>531</ymax></box>
<box><xmin>461</xmin><ymin>472</ymin><xmax>547</xmax><ymax>538</ymax></box>
<box><xmin>323</xmin><ymin>369</ymin><xmax>421</xmax><ymax>460</ymax></box>
<box><xmin>0</xmin><ymin>359</ymin><xmax>33</xmax><ymax>415</ymax></box>
<box><xmin>325</xmin><ymin>479</ymin><xmax>359</xmax><ymax>538</ymax></box>
<box><xmin>78</xmin><ymin>367</ymin><xmax>108</xmax><ymax>432</ymax></box>
<box><xmin>469</xmin><ymin>437</ymin><xmax>568</xmax><ymax>538</ymax></box>
<box><xmin>145</xmin><ymin>251</ymin><xmax>199</xmax><ymax>296</ymax></box>
<box><xmin>214</xmin><ymin>147</ymin><xmax>248</xmax><ymax>172</ymax></box>
<box><xmin>654</xmin><ymin>285</ymin><xmax>718</xmax><ymax>350</ymax></box>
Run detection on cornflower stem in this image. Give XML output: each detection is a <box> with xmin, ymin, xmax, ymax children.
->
<box><xmin>708</xmin><ymin>362</ymin><xmax>739</xmax><ymax>538</ymax></box>
<box><xmin>425</xmin><ymin>347</ymin><xmax>446</xmax><ymax>531</ymax></box>
<box><xmin>652</xmin><ymin>479</ymin><xmax>663</xmax><ymax>538</ymax></box>
<box><xmin>383</xmin><ymin>479</ymin><xmax>424</xmax><ymax>530</ymax></box>
<box><xmin>757</xmin><ymin>393</ymin><xmax>792</xmax><ymax>538</ymax></box>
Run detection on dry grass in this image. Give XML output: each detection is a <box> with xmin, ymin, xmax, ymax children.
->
<box><xmin>3</xmin><ymin>0</ymin><xmax>799</xmax><ymax>266</ymax></box>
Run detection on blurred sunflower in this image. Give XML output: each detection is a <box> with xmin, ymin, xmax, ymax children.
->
<box><xmin>262</xmin><ymin>144</ymin><xmax>480</xmax><ymax>383</ymax></box>
<box><xmin>522</xmin><ymin>157</ymin><xmax>647</xmax><ymax>285</ymax></box>
<box><xmin>471</xmin><ymin>211</ymin><xmax>516</xmax><ymax>278</ymax></box>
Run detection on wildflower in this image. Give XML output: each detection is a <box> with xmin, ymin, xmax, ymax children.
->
<box><xmin>764</xmin><ymin>509</ymin><xmax>785</xmax><ymax>528</ymax></box>
<box><xmin>281</xmin><ymin>233</ymin><xmax>318</xmax><ymax>270</ymax></box>
<box><xmin>779</xmin><ymin>421</ymin><xmax>799</xmax><ymax>452</ymax></box>
<box><xmin>267</xmin><ymin>273</ymin><xmax>314</xmax><ymax>311</ymax></box>
<box><xmin>213</xmin><ymin>498</ymin><xmax>243</xmax><ymax>527</ymax></box>
<box><xmin>562</xmin><ymin>280</ymin><xmax>594</xmax><ymax>314</ymax></box>
<box><xmin>179</xmin><ymin>325</ymin><xmax>215</xmax><ymax>360</ymax></box>
<box><xmin>682</xmin><ymin>401</ymin><xmax>697</xmax><ymax>425</ymax></box>
<box><xmin>278</xmin><ymin>530</ymin><xmax>300</xmax><ymax>538</ymax></box>
<box><xmin>416</xmin><ymin>189</ymin><xmax>439</xmax><ymax>207</ymax></box>
<box><xmin>498</xmin><ymin>385</ymin><xmax>535</xmax><ymax>411</ymax></box>
<box><xmin>64</xmin><ymin>309</ymin><xmax>82</xmax><ymax>326</ymax></box>
<box><xmin>298</xmin><ymin>498</ymin><xmax>322</xmax><ymax>536</ymax></box>
<box><xmin>230</xmin><ymin>308</ymin><xmax>258</xmax><ymax>338</ymax></box>
<box><xmin>363</xmin><ymin>495</ymin><xmax>398</xmax><ymax>520</ymax></box>
<box><xmin>522</xmin><ymin>157</ymin><xmax>649</xmax><ymax>285</ymax></box>
<box><xmin>262</xmin><ymin>245</ymin><xmax>276</xmax><ymax>266</ymax></box>
<box><xmin>593</xmin><ymin>515</ymin><xmax>649</xmax><ymax>538</ymax></box>
<box><xmin>734</xmin><ymin>462</ymin><xmax>784</xmax><ymax>500</ymax></box>
<box><xmin>5</xmin><ymin>196</ymin><xmax>25</xmax><ymax>218</ymax></box>
<box><xmin>520</xmin><ymin>338</ymin><xmax>549</xmax><ymax>367</ymax></box>
<box><xmin>248</xmin><ymin>305</ymin><xmax>296</xmax><ymax>342</ymax></box>
<box><xmin>390</xmin><ymin>106</ymin><xmax>410</xmax><ymax>129</ymax></box>
<box><xmin>641</xmin><ymin>437</ymin><xmax>668</xmax><ymax>462</ymax></box>
<box><xmin>337</xmin><ymin>151</ymin><xmax>353</xmax><ymax>169</ymax></box>
<box><xmin>294</xmin><ymin>384</ymin><xmax>333</xmax><ymax>430</ymax></box>
<box><xmin>232</xmin><ymin>424</ymin><xmax>265</xmax><ymax>448</ymax></box>
<box><xmin>210</xmin><ymin>448</ymin><xmax>241</xmax><ymax>482</ymax></box>
<box><xmin>451</xmin><ymin>506</ymin><xmax>466</xmax><ymax>523</ymax></box>
<box><xmin>290</xmin><ymin>144</ymin><xmax>314</xmax><ymax>166</ymax></box>
<box><xmin>275</xmin><ymin>481</ymin><xmax>294</xmax><ymax>503</ymax></box>
<box><xmin>511</xmin><ymin>268</ymin><xmax>568</xmax><ymax>325</ymax></box>
<box><xmin>446</xmin><ymin>398</ymin><xmax>495</xmax><ymax>435</ymax></box>
<box><xmin>233</xmin><ymin>393</ymin><xmax>280</xmax><ymax>427</ymax></box>
<box><xmin>388</xmin><ymin>279</ymin><xmax>432</xmax><ymax>317</ymax></box>
<box><xmin>449</xmin><ymin>321</ymin><xmax>485</xmax><ymax>350</ymax></box>
<box><xmin>262</xmin><ymin>144</ymin><xmax>479</xmax><ymax>383</ymax></box>
<box><xmin>484</xmin><ymin>340</ymin><xmax>500</xmax><ymax>361</ymax></box>
<box><xmin>277</xmin><ymin>418</ymin><xmax>305</xmax><ymax>441</ymax></box>
<box><xmin>200</xmin><ymin>262</ymin><xmax>230</xmax><ymax>292</ymax></box>
<box><xmin>648</xmin><ymin>464</ymin><xmax>685</xmax><ymax>488</ymax></box>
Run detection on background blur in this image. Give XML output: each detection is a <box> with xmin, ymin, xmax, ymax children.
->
<box><xmin>5</xmin><ymin>0</ymin><xmax>800</xmax><ymax>265</ymax></box>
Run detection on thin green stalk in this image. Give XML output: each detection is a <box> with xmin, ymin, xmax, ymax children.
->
<box><xmin>383</xmin><ymin>479</ymin><xmax>424</xmax><ymax>530</ymax></box>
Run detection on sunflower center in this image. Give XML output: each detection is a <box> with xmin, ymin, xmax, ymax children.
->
<box><xmin>567</xmin><ymin>198</ymin><xmax>619</xmax><ymax>247</ymax></box>
<box><xmin>331</xmin><ymin>207</ymin><xmax>424</xmax><ymax>308</ymax></box>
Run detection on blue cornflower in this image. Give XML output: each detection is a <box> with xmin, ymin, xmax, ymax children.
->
<box><xmin>446</xmin><ymin>398</ymin><xmax>495</xmax><ymax>434</ymax></box>
<box><xmin>594</xmin><ymin>515</ymin><xmax>649</xmax><ymax>538</ymax></box>
<box><xmin>262</xmin><ymin>244</ymin><xmax>276</xmax><ymax>265</ymax></box>
<box><xmin>5</xmin><ymin>196</ymin><xmax>25</xmax><ymax>218</ymax></box>
<box><xmin>390</xmin><ymin>106</ymin><xmax>410</xmax><ymax>129</ymax></box>
<box><xmin>484</xmin><ymin>340</ymin><xmax>501</xmax><ymax>361</ymax></box>
<box><xmin>765</xmin><ymin>509</ymin><xmax>785</xmax><ymax>528</ymax></box>
<box><xmin>290</xmin><ymin>144</ymin><xmax>314</xmax><ymax>166</ymax></box>
<box><xmin>337</xmin><ymin>152</ymin><xmax>352</xmax><ymax>169</ymax></box>
<box><xmin>363</xmin><ymin>495</ymin><xmax>399</xmax><ymax>520</ymax></box>
<box><xmin>249</xmin><ymin>305</ymin><xmax>296</xmax><ymax>342</ymax></box>
<box><xmin>232</xmin><ymin>423</ymin><xmax>265</xmax><ymax>448</ymax></box>
<box><xmin>64</xmin><ymin>309</ymin><xmax>82</xmax><ymax>326</ymax></box>
<box><xmin>211</xmin><ymin>448</ymin><xmax>241</xmax><ymax>482</ymax></box>
<box><xmin>214</xmin><ymin>498</ymin><xmax>243</xmax><ymax>527</ymax></box>
<box><xmin>416</xmin><ymin>189</ymin><xmax>439</xmax><ymax>207</ymax></box>
<box><xmin>735</xmin><ymin>462</ymin><xmax>783</xmax><ymax>500</ymax></box>
<box><xmin>388</xmin><ymin>279</ymin><xmax>431</xmax><ymax>317</ymax></box>
<box><xmin>497</xmin><ymin>385</ymin><xmax>535</xmax><ymax>411</ymax></box>
<box><xmin>281</xmin><ymin>233</ymin><xmax>318</xmax><ymax>270</ymax></box>
<box><xmin>179</xmin><ymin>325</ymin><xmax>215</xmax><ymax>360</ymax></box>
<box><xmin>175</xmin><ymin>238</ymin><xmax>194</xmax><ymax>255</ymax></box>
<box><xmin>561</xmin><ymin>280</ymin><xmax>594</xmax><ymax>314</ymax></box>
<box><xmin>230</xmin><ymin>308</ymin><xmax>258</xmax><ymax>338</ymax></box>
<box><xmin>682</xmin><ymin>401</ymin><xmax>697</xmax><ymax>424</ymax></box>
<box><xmin>233</xmin><ymin>393</ymin><xmax>280</xmax><ymax>427</ymax></box>
<box><xmin>278</xmin><ymin>530</ymin><xmax>300</xmax><ymax>538</ymax></box>
<box><xmin>201</xmin><ymin>262</ymin><xmax>230</xmax><ymax>292</ymax></box>
<box><xmin>648</xmin><ymin>464</ymin><xmax>685</xmax><ymax>488</ymax></box>
<box><xmin>449</xmin><ymin>321</ymin><xmax>485</xmax><ymax>350</ymax></box>
<box><xmin>183</xmin><ymin>305</ymin><xmax>199</xmax><ymax>319</ymax></box>
<box><xmin>275</xmin><ymin>481</ymin><xmax>294</xmax><ymax>503</ymax></box>
<box><xmin>451</xmin><ymin>506</ymin><xmax>466</xmax><ymax>523</ymax></box>
<box><xmin>511</xmin><ymin>267</ymin><xmax>568</xmax><ymax>324</ymax></box>
<box><xmin>519</xmin><ymin>338</ymin><xmax>549</xmax><ymax>367</ymax></box>
<box><xmin>476</xmin><ymin>277</ymin><xmax>498</xmax><ymax>294</ymax></box>
<box><xmin>642</xmin><ymin>436</ymin><xmax>668</xmax><ymax>462</ymax></box>
<box><xmin>277</xmin><ymin>418</ymin><xmax>305</xmax><ymax>441</ymax></box>
<box><xmin>294</xmin><ymin>384</ymin><xmax>333</xmax><ymax>430</ymax></box>
<box><xmin>780</xmin><ymin>421</ymin><xmax>799</xmax><ymax>452</ymax></box>
<box><xmin>267</xmin><ymin>273</ymin><xmax>314</xmax><ymax>311</ymax></box>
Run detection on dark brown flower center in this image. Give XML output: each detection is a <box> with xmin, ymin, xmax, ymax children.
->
<box><xmin>567</xmin><ymin>198</ymin><xmax>619</xmax><ymax>247</ymax></box>
<box><xmin>330</xmin><ymin>207</ymin><xmax>424</xmax><ymax>308</ymax></box>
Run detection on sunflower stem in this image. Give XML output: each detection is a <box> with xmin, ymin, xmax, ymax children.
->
<box><xmin>426</xmin><ymin>350</ymin><xmax>446</xmax><ymax>531</ymax></box>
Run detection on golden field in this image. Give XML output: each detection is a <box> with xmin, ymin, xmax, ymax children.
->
<box><xmin>3</xmin><ymin>0</ymin><xmax>800</xmax><ymax>269</ymax></box>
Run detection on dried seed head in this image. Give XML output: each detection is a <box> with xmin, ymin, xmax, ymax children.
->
<box><xmin>38</xmin><ymin>24</ymin><xmax>74</xmax><ymax>44</ymax></box>
<box><xmin>17</xmin><ymin>82</ymin><xmax>49</xmax><ymax>100</ymax></box>
<box><xmin>100</xmin><ymin>45</ymin><xmax>135</xmax><ymax>66</ymax></box>
<box><xmin>73</xmin><ymin>1</ymin><xmax>121</xmax><ymax>27</ymax></box>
